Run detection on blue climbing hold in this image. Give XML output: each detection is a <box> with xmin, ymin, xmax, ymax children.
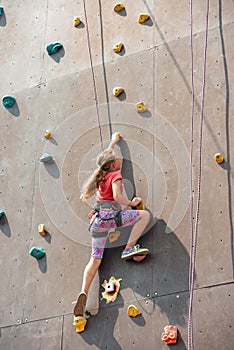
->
<box><xmin>46</xmin><ymin>42</ymin><xmax>63</xmax><ymax>55</ymax></box>
<box><xmin>0</xmin><ymin>7</ymin><xmax>3</xmax><ymax>15</ymax></box>
<box><xmin>2</xmin><ymin>96</ymin><xmax>16</xmax><ymax>109</ymax></box>
<box><xmin>0</xmin><ymin>211</ymin><xmax>5</xmax><ymax>218</ymax></box>
<box><xmin>39</xmin><ymin>153</ymin><xmax>53</xmax><ymax>163</ymax></box>
<box><xmin>29</xmin><ymin>247</ymin><xmax>45</xmax><ymax>259</ymax></box>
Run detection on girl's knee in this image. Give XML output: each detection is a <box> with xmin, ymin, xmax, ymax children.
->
<box><xmin>91</xmin><ymin>257</ymin><xmax>102</xmax><ymax>268</ymax></box>
<box><xmin>140</xmin><ymin>210</ymin><xmax>150</xmax><ymax>222</ymax></box>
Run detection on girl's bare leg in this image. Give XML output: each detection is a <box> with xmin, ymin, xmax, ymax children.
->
<box><xmin>81</xmin><ymin>257</ymin><xmax>102</xmax><ymax>295</ymax></box>
<box><xmin>74</xmin><ymin>257</ymin><xmax>102</xmax><ymax>316</ymax></box>
<box><xmin>126</xmin><ymin>210</ymin><xmax>150</xmax><ymax>248</ymax></box>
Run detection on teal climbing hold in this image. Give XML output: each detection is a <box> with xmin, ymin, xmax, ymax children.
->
<box><xmin>0</xmin><ymin>7</ymin><xmax>3</xmax><ymax>15</ymax></box>
<box><xmin>39</xmin><ymin>153</ymin><xmax>53</xmax><ymax>163</ymax></box>
<box><xmin>2</xmin><ymin>96</ymin><xmax>16</xmax><ymax>109</ymax></box>
<box><xmin>29</xmin><ymin>247</ymin><xmax>45</xmax><ymax>259</ymax></box>
<box><xmin>0</xmin><ymin>211</ymin><xmax>5</xmax><ymax>218</ymax></box>
<box><xmin>46</xmin><ymin>42</ymin><xmax>63</xmax><ymax>55</ymax></box>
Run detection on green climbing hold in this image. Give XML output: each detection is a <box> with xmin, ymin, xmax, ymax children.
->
<box><xmin>29</xmin><ymin>247</ymin><xmax>45</xmax><ymax>259</ymax></box>
<box><xmin>46</xmin><ymin>42</ymin><xmax>63</xmax><ymax>55</ymax></box>
<box><xmin>0</xmin><ymin>7</ymin><xmax>3</xmax><ymax>15</ymax></box>
<box><xmin>39</xmin><ymin>153</ymin><xmax>53</xmax><ymax>163</ymax></box>
<box><xmin>2</xmin><ymin>96</ymin><xmax>16</xmax><ymax>109</ymax></box>
<box><xmin>0</xmin><ymin>211</ymin><xmax>5</xmax><ymax>218</ymax></box>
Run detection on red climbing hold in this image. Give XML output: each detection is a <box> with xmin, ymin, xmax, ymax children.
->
<box><xmin>161</xmin><ymin>325</ymin><xmax>178</xmax><ymax>345</ymax></box>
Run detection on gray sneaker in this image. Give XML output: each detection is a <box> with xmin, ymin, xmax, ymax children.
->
<box><xmin>121</xmin><ymin>244</ymin><xmax>149</xmax><ymax>260</ymax></box>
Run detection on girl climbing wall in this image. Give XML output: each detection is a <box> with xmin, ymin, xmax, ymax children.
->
<box><xmin>73</xmin><ymin>132</ymin><xmax>150</xmax><ymax>320</ymax></box>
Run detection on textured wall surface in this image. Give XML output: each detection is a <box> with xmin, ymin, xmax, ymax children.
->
<box><xmin>0</xmin><ymin>1</ymin><xmax>234</xmax><ymax>349</ymax></box>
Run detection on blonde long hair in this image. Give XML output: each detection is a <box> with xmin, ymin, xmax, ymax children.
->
<box><xmin>80</xmin><ymin>149</ymin><xmax>116</xmax><ymax>201</ymax></box>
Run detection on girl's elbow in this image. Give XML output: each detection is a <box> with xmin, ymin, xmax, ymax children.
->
<box><xmin>113</xmin><ymin>193</ymin><xmax>119</xmax><ymax>202</ymax></box>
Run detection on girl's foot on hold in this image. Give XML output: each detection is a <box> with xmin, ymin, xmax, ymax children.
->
<box><xmin>73</xmin><ymin>292</ymin><xmax>87</xmax><ymax>316</ymax></box>
<box><xmin>133</xmin><ymin>255</ymin><xmax>146</xmax><ymax>262</ymax></box>
<box><xmin>121</xmin><ymin>244</ymin><xmax>149</xmax><ymax>260</ymax></box>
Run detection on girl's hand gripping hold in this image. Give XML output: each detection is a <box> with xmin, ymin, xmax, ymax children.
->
<box><xmin>111</xmin><ymin>132</ymin><xmax>122</xmax><ymax>142</ymax></box>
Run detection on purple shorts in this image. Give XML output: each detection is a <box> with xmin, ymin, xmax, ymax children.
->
<box><xmin>91</xmin><ymin>210</ymin><xmax>140</xmax><ymax>258</ymax></box>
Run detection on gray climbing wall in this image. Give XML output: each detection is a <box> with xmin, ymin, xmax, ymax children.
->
<box><xmin>0</xmin><ymin>0</ymin><xmax>234</xmax><ymax>349</ymax></box>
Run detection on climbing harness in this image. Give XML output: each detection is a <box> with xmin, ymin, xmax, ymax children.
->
<box><xmin>89</xmin><ymin>209</ymin><xmax>122</xmax><ymax>232</ymax></box>
<box><xmin>88</xmin><ymin>201</ymin><xmax>123</xmax><ymax>232</ymax></box>
<box><xmin>82</xmin><ymin>0</ymin><xmax>104</xmax><ymax>150</ymax></box>
<box><xmin>188</xmin><ymin>1</ymin><xmax>210</xmax><ymax>349</ymax></box>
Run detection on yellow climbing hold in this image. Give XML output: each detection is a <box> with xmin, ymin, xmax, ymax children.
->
<box><xmin>113</xmin><ymin>87</ymin><xmax>124</xmax><ymax>97</ymax></box>
<box><xmin>214</xmin><ymin>153</ymin><xmax>224</xmax><ymax>164</ymax></box>
<box><xmin>73</xmin><ymin>17</ymin><xmax>81</xmax><ymax>27</ymax></box>
<box><xmin>108</xmin><ymin>231</ymin><xmax>120</xmax><ymax>243</ymax></box>
<box><xmin>73</xmin><ymin>316</ymin><xmax>87</xmax><ymax>333</ymax></box>
<box><xmin>114</xmin><ymin>4</ymin><xmax>125</xmax><ymax>12</ymax></box>
<box><xmin>113</xmin><ymin>42</ymin><xmax>123</xmax><ymax>53</ymax></box>
<box><xmin>138</xmin><ymin>14</ymin><xmax>149</xmax><ymax>23</ymax></box>
<box><xmin>128</xmin><ymin>305</ymin><xmax>141</xmax><ymax>317</ymax></box>
<box><xmin>136</xmin><ymin>102</ymin><xmax>147</xmax><ymax>113</ymax></box>
<box><xmin>38</xmin><ymin>224</ymin><xmax>46</xmax><ymax>236</ymax></box>
<box><xmin>44</xmin><ymin>130</ymin><xmax>52</xmax><ymax>139</ymax></box>
<box><xmin>135</xmin><ymin>201</ymin><xmax>145</xmax><ymax>210</ymax></box>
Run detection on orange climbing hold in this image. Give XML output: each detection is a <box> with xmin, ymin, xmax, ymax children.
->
<box><xmin>128</xmin><ymin>305</ymin><xmax>141</xmax><ymax>317</ymax></box>
<box><xmin>44</xmin><ymin>130</ymin><xmax>52</xmax><ymax>139</ymax></box>
<box><xmin>138</xmin><ymin>14</ymin><xmax>149</xmax><ymax>23</ymax></box>
<box><xmin>114</xmin><ymin>4</ymin><xmax>125</xmax><ymax>12</ymax></box>
<box><xmin>161</xmin><ymin>325</ymin><xmax>178</xmax><ymax>345</ymax></box>
<box><xmin>214</xmin><ymin>153</ymin><xmax>224</xmax><ymax>164</ymax></box>
<box><xmin>38</xmin><ymin>224</ymin><xmax>46</xmax><ymax>236</ymax></box>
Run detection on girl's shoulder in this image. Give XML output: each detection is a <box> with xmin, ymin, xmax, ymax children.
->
<box><xmin>103</xmin><ymin>171</ymin><xmax>122</xmax><ymax>180</ymax></box>
<box><xmin>105</xmin><ymin>171</ymin><xmax>122</xmax><ymax>181</ymax></box>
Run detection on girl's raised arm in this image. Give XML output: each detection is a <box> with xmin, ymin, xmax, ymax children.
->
<box><xmin>107</xmin><ymin>132</ymin><xmax>122</xmax><ymax>150</ymax></box>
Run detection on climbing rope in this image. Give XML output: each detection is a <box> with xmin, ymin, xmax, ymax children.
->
<box><xmin>189</xmin><ymin>0</ymin><xmax>195</xmax><ymax>294</ymax></box>
<box><xmin>188</xmin><ymin>1</ymin><xmax>210</xmax><ymax>349</ymax></box>
<box><xmin>82</xmin><ymin>0</ymin><xmax>104</xmax><ymax>150</ymax></box>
